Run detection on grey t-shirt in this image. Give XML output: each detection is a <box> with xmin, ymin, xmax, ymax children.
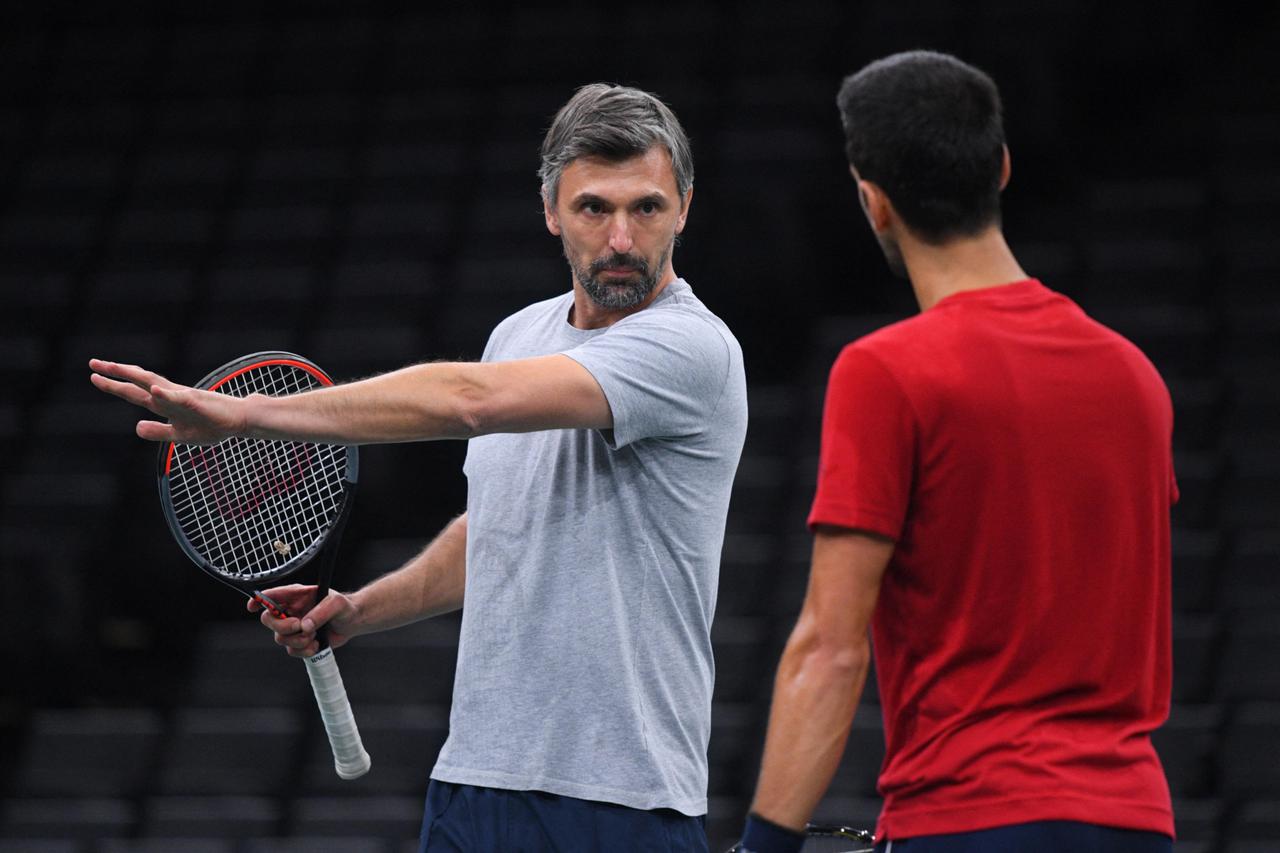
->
<box><xmin>432</xmin><ymin>278</ymin><xmax>747</xmax><ymax>816</ymax></box>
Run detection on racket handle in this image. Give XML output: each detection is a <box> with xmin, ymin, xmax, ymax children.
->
<box><xmin>303</xmin><ymin>646</ymin><xmax>372</xmax><ymax>779</ymax></box>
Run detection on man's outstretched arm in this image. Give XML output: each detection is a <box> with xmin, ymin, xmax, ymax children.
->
<box><xmin>742</xmin><ymin>526</ymin><xmax>892</xmax><ymax>850</ymax></box>
<box><xmin>88</xmin><ymin>355</ymin><xmax>612</xmax><ymax>445</ymax></box>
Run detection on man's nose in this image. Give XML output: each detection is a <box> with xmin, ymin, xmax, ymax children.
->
<box><xmin>607</xmin><ymin>214</ymin><xmax>633</xmax><ymax>254</ymax></box>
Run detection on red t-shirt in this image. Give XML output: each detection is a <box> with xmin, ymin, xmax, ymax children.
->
<box><xmin>808</xmin><ymin>279</ymin><xmax>1176</xmax><ymax>841</ymax></box>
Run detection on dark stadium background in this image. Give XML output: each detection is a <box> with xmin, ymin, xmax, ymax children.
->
<box><xmin>1</xmin><ymin>2</ymin><xmax>1277</xmax><ymax>851</ymax></box>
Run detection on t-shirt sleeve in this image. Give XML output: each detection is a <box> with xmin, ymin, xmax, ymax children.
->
<box><xmin>561</xmin><ymin>308</ymin><xmax>732</xmax><ymax>449</ymax></box>
<box><xmin>807</xmin><ymin>344</ymin><xmax>917</xmax><ymax>540</ymax></box>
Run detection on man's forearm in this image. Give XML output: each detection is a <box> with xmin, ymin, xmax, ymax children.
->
<box><xmin>247</xmin><ymin>362</ymin><xmax>482</xmax><ymax>445</ymax></box>
<box><xmin>750</xmin><ymin>622</ymin><xmax>871</xmax><ymax>830</ymax></box>
<box><xmin>345</xmin><ymin>514</ymin><xmax>468</xmax><ymax>636</ymax></box>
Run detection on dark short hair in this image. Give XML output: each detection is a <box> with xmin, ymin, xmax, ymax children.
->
<box><xmin>539</xmin><ymin>83</ymin><xmax>693</xmax><ymax>205</ymax></box>
<box><xmin>837</xmin><ymin>50</ymin><xmax>1005</xmax><ymax>243</ymax></box>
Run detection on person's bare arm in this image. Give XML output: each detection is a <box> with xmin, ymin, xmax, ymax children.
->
<box><xmin>88</xmin><ymin>355</ymin><xmax>611</xmax><ymax>445</ymax></box>
<box><xmin>252</xmin><ymin>513</ymin><xmax>469</xmax><ymax>658</ymax></box>
<box><xmin>748</xmin><ymin>526</ymin><xmax>893</xmax><ymax>831</ymax></box>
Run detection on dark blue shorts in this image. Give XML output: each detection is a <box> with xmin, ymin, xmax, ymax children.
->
<box><xmin>417</xmin><ymin>779</ymin><xmax>709</xmax><ymax>852</ymax></box>
<box><xmin>874</xmin><ymin>821</ymin><xmax>1172</xmax><ymax>852</ymax></box>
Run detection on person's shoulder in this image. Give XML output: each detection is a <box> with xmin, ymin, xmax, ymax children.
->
<box><xmin>618</xmin><ymin>279</ymin><xmax>741</xmax><ymax>347</ymax></box>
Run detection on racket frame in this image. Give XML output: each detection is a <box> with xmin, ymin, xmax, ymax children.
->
<box><xmin>155</xmin><ymin>351</ymin><xmax>359</xmax><ymax>596</ymax></box>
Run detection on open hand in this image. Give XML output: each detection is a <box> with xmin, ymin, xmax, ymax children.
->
<box><xmin>89</xmin><ymin>358</ymin><xmax>249</xmax><ymax>444</ymax></box>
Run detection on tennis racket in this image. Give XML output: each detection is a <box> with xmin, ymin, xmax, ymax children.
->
<box><xmin>156</xmin><ymin>350</ymin><xmax>371</xmax><ymax>780</ymax></box>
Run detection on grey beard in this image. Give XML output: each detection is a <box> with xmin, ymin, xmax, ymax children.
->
<box><xmin>570</xmin><ymin>246</ymin><xmax>669</xmax><ymax>310</ymax></box>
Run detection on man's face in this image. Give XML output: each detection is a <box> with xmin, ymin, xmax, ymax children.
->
<box><xmin>545</xmin><ymin>146</ymin><xmax>690</xmax><ymax>310</ymax></box>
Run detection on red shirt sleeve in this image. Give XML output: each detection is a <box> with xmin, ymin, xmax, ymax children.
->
<box><xmin>807</xmin><ymin>344</ymin><xmax>916</xmax><ymax>540</ymax></box>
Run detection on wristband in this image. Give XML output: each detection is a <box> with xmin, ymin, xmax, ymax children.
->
<box><xmin>738</xmin><ymin>812</ymin><xmax>806</xmax><ymax>853</ymax></box>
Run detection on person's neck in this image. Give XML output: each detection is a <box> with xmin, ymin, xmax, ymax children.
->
<box><xmin>902</xmin><ymin>226</ymin><xmax>1028</xmax><ymax>311</ymax></box>
<box><xmin>568</xmin><ymin>268</ymin><xmax>677</xmax><ymax>330</ymax></box>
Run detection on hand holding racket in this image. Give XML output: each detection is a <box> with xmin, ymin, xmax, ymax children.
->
<box><xmin>249</xmin><ymin>583</ymin><xmax>357</xmax><ymax>658</ymax></box>
<box><xmin>90</xmin><ymin>351</ymin><xmax>372</xmax><ymax>781</ymax></box>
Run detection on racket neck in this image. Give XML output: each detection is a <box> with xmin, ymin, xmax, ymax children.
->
<box><xmin>314</xmin><ymin>479</ymin><xmax>356</xmax><ymax>651</ymax></box>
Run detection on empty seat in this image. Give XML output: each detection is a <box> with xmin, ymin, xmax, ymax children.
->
<box><xmin>1173</xmin><ymin>843</ymin><xmax>1214</xmax><ymax>853</ymax></box>
<box><xmin>1217</xmin><ymin>608</ymin><xmax>1280</xmax><ymax>701</ymax></box>
<box><xmin>243</xmin><ymin>839</ymin><xmax>391</xmax><ymax>853</ymax></box>
<box><xmin>1170</xmin><ymin>797</ymin><xmax>1223</xmax><ymax>845</ymax></box>
<box><xmin>133</xmin><ymin>145</ymin><xmax>236</xmax><ymax>193</ymax></box>
<box><xmin>1152</xmin><ymin>704</ymin><xmax>1221</xmax><ymax>798</ymax></box>
<box><xmin>1219</xmin><ymin>702</ymin><xmax>1280</xmax><ymax>797</ymax></box>
<box><xmin>228</xmin><ymin>205</ymin><xmax>332</xmax><ymax>247</ymax></box>
<box><xmin>328</xmin><ymin>259</ymin><xmax>436</xmax><ymax>324</ymax></box>
<box><xmin>707</xmin><ymin>702</ymin><xmax>758</xmax><ymax>797</ymax></box>
<box><xmin>1230</xmin><ymin>799</ymin><xmax>1280</xmax><ymax>842</ymax></box>
<box><xmin>712</xmin><ymin>617</ymin><xmax>770</xmax><ymax>703</ymax></box>
<box><xmin>0</xmin><ymin>797</ymin><xmax>135</xmax><ymax>840</ymax></box>
<box><xmin>11</xmin><ymin>708</ymin><xmax>163</xmax><ymax>796</ymax></box>
<box><xmin>1222</xmin><ymin>452</ymin><xmax>1280</xmax><ymax>530</ymax></box>
<box><xmin>98</xmin><ymin>841</ymin><xmax>235</xmax><ymax>853</ymax></box>
<box><xmin>726</xmin><ymin>454</ymin><xmax>790</xmax><ymax>536</ymax></box>
<box><xmin>1171</xmin><ymin>528</ymin><xmax>1221</xmax><ymax>614</ymax></box>
<box><xmin>185</xmin><ymin>620</ymin><xmax>310</xmax><ymax>707</ymax></box>
<box><xmin>326</xmin><ymin>620</ymin><xmax>458</xmax><ymax>706</ymax></box>
<box><xmin>1221</xmin><ymin>530</ymin><xmax>1280</xmax><ymax>611</ymax></box>
<box><xmin>1172</xmin><ymin>614</ymin><xmax>1219</xmax><ymax>702</ymax></box>
<box><xmin>156</xmin><ymin>707</ymin><xmax>302</xmax><ymax>795</ymax></box>
<box><xmin>307</xmin><ymin>323</ymin><xmax>425</xmax><ymax>383</ymax></box>
<box><xmin>810</xmin><ymin>793</ymin><xmax>881</xmax><ymax>828</ymax></box>
<box><xmin>1223</xmin><ymin>843</ymin><xmax>1280</xmax><ymax>853</ymax></box>
<box><xmin>205</xmin><ymin>265</ymin><xmax>315</xmax><ymax>320</ymax></box>
<box><xmin>826</xmin><ymin>705</ymin><xmax>885</xmax><ymax>799</ymax></box>
<box><xmin>299</xmin><ymin>703</ymin><xmax>448</xmax><ymax>796</ymax></box>
<box><xmin>155</xmin><ymin>98</ymin><xmax>250</xmax><ymax>144</ymax></box>
<box><xmin>1168</xmin><ymin>378</ymin><xmax>1227</xmax><ymax>452</ymax></box>
<box><xmin>1171</xmin><ymin>451</ymin><xmax>1225</xmax><ymax>530</ymax></box>
<box><xmin>179</xmin><ymin>328</ymin><xmax>301</xmax><ymax>381</ymax></box>
<box><xmin>140</xmin><ymin>795</ymin><xmax>280</xmax><ymax>838</ymax></box>
<box><xmin>717</xmin><ymin>533</ymin><xmax>783</xmax><ymax>619</ymax></box>
<box><xmin>0</xmin><ymin>843</ymin><xmax>84</xmax><ymax>853</ymax></box>
<box><xmin>287</xmin><ymin>795</ymin><xmax>423</xmax><ymax>839</ymax></box>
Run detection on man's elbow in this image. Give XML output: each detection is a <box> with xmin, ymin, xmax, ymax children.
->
<box><xmin>450</xmin><ymin>390</ymin><xmax>489</xmax><ymax>438</ymax></box>
<box><xmin>784</xmin><ymin>624</ymin><xmax>871</xmax><ymax>687</ymax></box>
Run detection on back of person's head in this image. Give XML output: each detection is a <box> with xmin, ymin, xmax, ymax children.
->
<box><xmin>539</xmin><ymin>83</ymin><xmax>693</xmax><ymax>206</ymax></box>
<box><xmin>837</xmin><ymin>50</ymin><xmax>1005</xmax><ymax>243</ymax></box>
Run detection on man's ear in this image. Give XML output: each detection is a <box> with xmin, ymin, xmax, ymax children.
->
<box><xmin>999</xmin><ymin>144</ymin><xmax>1012</xmax><ymax>192</ymax></box>
<box><xmin>675</xmin><ymin>185</ymin><xmax>693</xmax><ymax>234</ymax></box>
<box><xmin>542</xmin><ymin>185</ymin><xmax>561</xmax><ymax>236</ymax></box>
<box><xmin>857</xmin><ymin>178</ymin><xmax>894</xmax><ymax>233</ymax></box>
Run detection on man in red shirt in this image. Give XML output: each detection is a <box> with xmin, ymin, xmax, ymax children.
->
<box><xmin>736</xmin><ymin>51</ymin><xmax>1176</xmax><ymax>853</ymax></box>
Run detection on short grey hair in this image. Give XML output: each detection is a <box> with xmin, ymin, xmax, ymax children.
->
<box><xmin>539</xmin><ymin>83</ymin><xmax>694</xmax><ymax>206</ymax></box>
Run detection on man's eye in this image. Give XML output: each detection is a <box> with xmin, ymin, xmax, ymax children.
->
<box><xmin>638</xmin><ymin>202</ymin><xmax>658</xmax><ymax>214</ymax></box>
<box><xmin>584</xmin><ymin>202</ymin><xmax>604</xmax><ymax>215</ymax></box>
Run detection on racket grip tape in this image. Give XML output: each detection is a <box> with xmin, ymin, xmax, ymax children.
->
<box><xmin>303</xmin><ymin>646</ymin><xmax>372</xmax><ymax>779</ymax></box>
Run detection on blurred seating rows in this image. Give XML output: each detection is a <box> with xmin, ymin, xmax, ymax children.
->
<box><xmin>2</xmin><ymin>3</ymin><xmax>1278</xmax><ymax>853</ymax></box>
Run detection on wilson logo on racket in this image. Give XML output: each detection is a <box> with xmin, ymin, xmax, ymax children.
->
<box><xmin>189</xmin><ymin>442</ymin><xmax>315</xmax><ymax>521</ymax></box>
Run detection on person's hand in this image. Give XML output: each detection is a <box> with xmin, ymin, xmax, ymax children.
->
<box><xmin>248</xmin><ymin>583</ymin><xmax>358</xmax><ymax>658</ymax></box>
<box><xmin>89</xmin><ymin>358</ymin><xmax>250</xmax><ymax>444</ymax></box>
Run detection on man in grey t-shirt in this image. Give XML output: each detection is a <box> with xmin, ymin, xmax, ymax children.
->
<box><xmin>90</xmin><ymin>83</ymin><xmax>746</xmax><ymax>852</ymax></box>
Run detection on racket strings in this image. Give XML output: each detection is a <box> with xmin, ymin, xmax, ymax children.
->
<box><xmin>167</xmin><ymin>363</ymin><xmax>348</xmax><ymax>581</ymax></box>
